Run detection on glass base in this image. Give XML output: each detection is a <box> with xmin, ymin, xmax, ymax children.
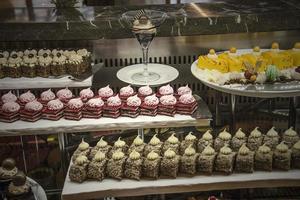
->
<box><xmin>131</xmin><ymin>71</ymin><xmax>160</xmax><ymax>83</ymax></box>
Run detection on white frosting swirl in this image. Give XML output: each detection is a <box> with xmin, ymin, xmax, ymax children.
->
<box><xmin>63</xmin><ymin>50</ymin><xmax>76</xmax><ymax>58</ymax></box>
<box><xmin>41</xmin><ymin>89</ymin><xmax>56</xmax><ymax>101</ymax></box>
<box><xmin>67</xmin><ymin>54</ymin><xmax>83</xmax><ymax>64</ymax></box>
<box><xmin>2</xmin><ymin>91</ymin><xmax>17</xmax><ymax>103</ymax></box>
<box><xmin>78</xmin><ymin>139</ymin><xmax>89</xmax><ymax>150</ymax></box>
<box><xmin>77</xmin><ymin>49</ymin><xmax>90</xmax><ymax>57</ymax></box>
<box><xmin>250</xmin><ymin>127</ymin><xmax>262</xmax><ymax>138</ymax></box>
<box><xmin>138</xmin><ymin>85</ymin><xmax>152</xmax><ymax>96</ymax></box>
<box><xmin>75</xmin><ymin>155</ymin><xmax>88</xmax><ymax>165</ymax></box>
<box><xmin>86</xmin><ymin>98</ymin><xmax>104</xmax><ymax>108</ymax></box>
<box><xmin>133</xmin><ymin>135</ymin><xmax>143</xmax><ymax>146</ymax></box>
<box><xmin>177</xmin><ymin>85</ymin><xmax>192</xmax><ymax>96</ymax></box>
<box><xmin>97</xmin><ymin>137</ymin><xmax>107</xmax><ymax>148</ymax></box>
<box><xmin>185</xmin><ymin>132</ymin><xmax>196</xmax><ymax>141</ymax></box>
<box><xmin>24</xmin><ymin>49</ymin><xmax>37</xmax><ymax>55</ymax></box>
<box><xmin>67</xmin><ymin>98</ymin><xmax>83</xmax><ymax>109</ymax></box>
<box><xmin>120</xmin><ymin>85</ymin><xmax>134</xmax><ymax>96</ymax></box>
<box><xmin>94</xmin><ymin>151</ymin><xmax>106</xmax><ymax>161</ymax></box>
<box><xmin>129</xmin><ymin>150</ymin><xmax>141</xmax><ymax>160</ymax></box>
<box><xmin>80</xmin><ymin>88</ymin><xmax>94</xmax><ymax>100</ymax></box>
<box><xmin>112</xmin><ymin>151</ymin><xmax>125</xmax><ymax>160</ymax></box>
<box><xmin>56</xmin><ymin>88</ymin><xmax>73</xmax><ymax>99</ymax></box>
<box><xmin>144</xmin><ymin>94</ymin><xmax>159</xmax><ymax>106</ymax></box>
<box><xmin>126</xmin><ymin>95</ymin><xmax>141</xmax><ymax>107</ymax></box>
<box><xmin>2</xmin><ymin>102</ymin><xmax>20</xmax><ymax>113</ymax></box>
<box><xmin>147</xmin><ymin>150</ymin><xmax>159</xmax><ymax>160</ymax></box>
<box><xmin>179</xmin><ymin>93</ymin><xmax>196</xmax><ymax>104</ymax></box>
<box><xmin>0</xmin><ymin>51</ymin><xmax>9</xmax><ymax>58</ymax></box>
<box><xmin>159</xmin><ymin>84</ymin><xmax>174</xmax><ymax>95</ymax></box>
<box><xmin>284</xmin><ymin>127</ymin><xmax>297</xmax><ymax>137</ymax></box>
<box><xmin>52</xmin><ymin>54</ymin><xmax>66</xmax><ymax>64</ymax></box>
<box><xmin>23</xmin><ymin>55</ymin><xmax>38</xmax><ymax>66</ymax></box>
<box><xmin>98</xmin><ymin>85</ymin><xmax>113</xmax><ymax>98</ymax></box>
<box><xmin>19</xmin><ymin>91</ymin><xmax>36</xmax><ymax>103</ymax></box>
<box><xmin>47</xmin><ymin>99</ymin><xmax>64</xmax><ymax>110</ymax></box>
<box><xmin>235</xmin><ymin>128</ymin><xmax>246</xmax><ymax>139</ymax></box>
<box><xmin>107</xmin><ymin>95</ymin><xmax>122</xmax><ymax>107</ymax></box>
<box><xmin>8</xmin><ymin>55</ymin><xmax>22</xmax><ymax>67</ymax></box>
<box><xmin>202</xmin><ymin>130</ymin><xmax>213</xmax><ymax>140</ymax></box>
<box><xmin>218</xmin><ymin>128</ymin><xmax>231</xmax><ymax>140</ymax></box>
<box><xmin>160</xmin><ymin>94</ymin><xmax>177</xmax><ymax>106</ymax></box>
<box><xmin>38</xmin><ymin>49</ymin><xmax>51</xmax><ymax>56</ymax></box>
<box><xmin>164</xmin><ymin>148</ymin><xmax>176</xmax><ymax>158</ymax></box>
<box><xmin>149</xmin><ymin>134</ymin><xmax>161</xmax><ymax>145</ymax></box>
<box><xmin>266</xmin><ymin>127</ymin><xmax>278</xmax><ymax>137</ymax></box>
<box><xmin>10</xmin><ymin>51</ymin><xmax>23</xmax><ymax>57</ymax></box>
<box><xmin>38</xmin><ymin>54</ymin><xmax>52</xmax><ymax>66</ymax></box>
<box><xmin>25</xmin><ymin>101</ymin><xmax>43</xmax><ymax>111</ymax></box>
<box><xmin>167</xmin><ymin>133</ymin><xmax>179</xmax><ymax>144</ymax></box>
<box><xmin>114</xmin><ymin>137</ymin><xmax>126</xmax><ymax>148</ymax></box>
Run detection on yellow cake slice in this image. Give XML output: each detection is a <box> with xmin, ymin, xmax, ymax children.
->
<box><xmin>285</xmin><ymin>42</ymin><xmax>300</xmax><ymax>66</ymax></box>
<box><xmin>219</xmin><ymin>47</ymin><xmax>245</xmax><ymax>72</ymax></box>
<box><xmin>240</xmin><ymin>46</ymin><xmax>271</xmax><ymax>72</ymax></box>
<box><xmin>197</xmin><ymin>49</ymin><xmax>229</xmax><ymax>73</ymax></box>
<box><xmin>261</xmin><ymin>42</ymin><xmax>293</xmax><ymax>70</ymax></box>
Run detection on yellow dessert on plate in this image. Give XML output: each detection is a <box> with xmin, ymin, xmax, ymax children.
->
<box><xmin>197</xmin><ymin>49</ymin><xmax>228</xmax><ymax>73</ymax></box>
<box><xmin>219</xmin><ymin>47</ymin><xmax>245</xmax><ymax>72</ymax></box>
<box><xmin>286</xmin><ymin>42</ymin><xmax>300</xmax><ymax>66</ymax></box>
<box><xmin>261</xmin><ymin>42</ymin><xmax>293</xmax><ymax>70</ymax></box>
<box><xmin>240</xmin><ymin>46</ymin><xmax>271</xmax><ymax>72</ymax></box>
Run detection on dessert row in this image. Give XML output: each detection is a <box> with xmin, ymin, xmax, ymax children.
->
<box><xmin>197</xmin><ymin>42</ymin><xmax>300</xmax><ymax>85</ymax></box>
<box><xmin>0</xmin><ymin>48</ymin><xmax>91</xmax><ymax>78</ymax></box>
<box><xmin>0</xmin><ymin>158</ymin><xmax>34</xmax><ymax>200</ymax></box>
<box><xmin>68</xmin><ymin>127</ymin><xmax>300</xmax><ymax>182</ymax></box>
<box><xmin>0</xmin><ymin>84</ymin><xmax>197</xmax><ymax>122</ymax></box>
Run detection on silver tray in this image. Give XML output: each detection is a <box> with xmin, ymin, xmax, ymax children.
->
<box><xmin>191</xmin><ymin>49</ymin><xmax>300</xmax><ymax>98</ymax></box>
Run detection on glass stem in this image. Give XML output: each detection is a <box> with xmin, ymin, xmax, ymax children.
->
<box><xmin>142</xmin><ymin>47</ymin><xmax>149</xmax><ymax>77</ymax></box>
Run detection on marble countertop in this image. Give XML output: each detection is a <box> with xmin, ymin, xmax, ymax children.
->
<box><xmin>0</xmin><ymin>0</ymin><xmax>299</xmax><ymax>41</ymax></box>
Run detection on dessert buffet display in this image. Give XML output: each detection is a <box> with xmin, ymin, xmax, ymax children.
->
<box><xmin>0</xmin><ymin>84</ymin><xmax>198</xmax><ymax>123</ymax></box>
<box><xmin>191</xmin><ymin>42</ymin><xmax>300</xmax><ymax>97</ymax></box>
<box><xmin>68</xmin><ymin>127</ymin><xmax>300</xmax><ymax>183</ymax></box>
<box><xmin>0</xmin><ymin>48</ymin><xmax>92</xmax><ymax>78</ymax></box>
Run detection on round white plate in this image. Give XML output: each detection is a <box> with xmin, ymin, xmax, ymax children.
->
<box><xmin>191</xmin><ymin>49</ymin><xmax>300</xmax><ymax>98</ymax></box>
<box><xmin>117</xmin><ymin>63</ymin><xmax>179</xmax><ymax>86</ymax></box>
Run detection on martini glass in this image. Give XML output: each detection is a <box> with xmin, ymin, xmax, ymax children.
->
<box><xmin>121</xmin><ymin>10</ymin><xmax>167</xmax><ymax>83</ymax></box>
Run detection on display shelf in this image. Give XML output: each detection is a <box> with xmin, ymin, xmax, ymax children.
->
<box><xmin>0</xmin><ymin>97</ymin><xmax>211</xmax><ymax>136</ymax></box>
<box><xmin>62</xmin><ymin>170</ymin><xmax>300</xmax><ymax>200</ymax></box>
<box><xmin>0</xmin><ymin>75</ymin><xmax>93</xmax><ymax>90</ymax></box>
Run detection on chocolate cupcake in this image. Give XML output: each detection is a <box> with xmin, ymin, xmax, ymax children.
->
<box><xmin>197</xmin><ymin>145</ymin><xmax>216</xmax><ymax>174</ymax></box>
<box><xmin>162</xmin><ymin>132</ymin><xmax>180</xmax><ymax>154</ymax></box>
<box><xmin>51</xmin><ymin>52</ymin><xmax>66</xmax><ymax>76</ymax></box>
<box><xmin>6</xmin><ymin>53</ymin><xmax>22</xmax><ymax>78</ymax></box>
<box><xmin>291</xmin><ymin>140</ymin><xmax>300</xmax><ymax>168</ymax></box>
<box><xmin>66</xmin><ymin>53</ymin><xmax>86</xmax><ymax>76</ymax></box>
<box><xmin>7</xmin><ymin>171</ymin><xmax>33</xmax><ymax>200</ymax></box>
<box><xmin>263</xmin><ymin>127</ymin><xmax>280</xmax><ymax>149</ymax></box>
<box><xmin>197</xmin><ymin>130</ymin><xmax>213</xmax><ymax>153</ymax></box>
<box><xmin>247</xmin><ymin>127</ymin><xmax>263</xmax><ymax>151</ymax></box>
<box><xmin>180</xmin><ymin>132</ymin><xmax>197</xmax><ymax>155</ymax></box>
<box><xmin>124</xmin><ymin>150</ymin><xmax>143</xmax><ymax>180</ymax></box>
<box><xmin>72</xmin><ymin>139</ymin><xmax>90</xmax><ymax>163</ymax></box>
<box><xmin>231</xmin><ymin>128</ymin><xmax>247</xmax><ymax>152</ymax></box>
<box><xmin>214</xmin><ymin>128</ymin><xmax>232</xmax><ymax>152</ymax></box>
<box><xmin>144</xmin><ymin>134</ymin><xmax>163</xmax><ymax>156</ymax></box>
<box><xmin>108</xmin><ymin>137</ymin><xmax>128</xmax><ymax>158</ymax></box>
<box><xmin>87</xmin><ymin>151</ymin><xmax>107</xmax><ymax>181</ymax></box>
<box><xmin>77</xmin><ymin>48</ymin><xmax>92</xmax><ymax>69</ymax></box>
<box><xmin>235</xmin><ymin>144</ymin><xmax>254</xmax><ymax>173</ymax></box>
<box><xmin>143</xmin><ymin>151</ymin><xmax>161</xmax><ymax>179</ymax></box>
<box><xmin>160</xmin><ymin>148</ymin><xmax>180</xmax><ymax>178</ymax></box>
<box><xmin>22</xmin><ymin>54</ymin><xmax>37</xmax><ymax>78</ymax></box>
<box><xmin>0</xmin><ymin>53</ymin><xmax>7</xmax><ymax>78</ymax></box>
<box><xmin>273</xmin><ymin>142</ymin><xmax>291</xmax><ymax>170</ymax></box>
<box><xmin>128</xmin><ymin>135</ymin><xmax>145</xmax><ymax>155</ymax></box>
<box><xmin>69</xmin><ymin>155</ymin><xmax>89</xmax><ymax>183</ymax></box>
<box><xmin>37</xmin><ymin>53</ymin><xmax>52</xmax><ymax>77</ymax></box>
<box><xmin>180</xmin><ymin>145</ymin><xmax>198</xmax><ymax>175</ymax></box>
<box><xmin>0</xmin><ymin>158</ymin><xmax>18</xmax><ymax>183</ymax></box>
<box><xmin>282</xmin><ymin>127</ymin><xmax>299</xmax><ymax>148</ymax></box>
<box><xmin>89</xmin><ymin>137</ymin><xmax>111</xmax><ymax>159</ymax></box>
<box><xmin>106</xmin><ymin>150</ymin><xmax>127</xmax><ymax>180</ymax></box>
<box><xmin>255</xmin><ymin>144</ymin><xmax>273</xmax><ymax>171</ymax></box>
<box><xmin>215</xmin><ymin>145</ymin><xmax>236</xmax><ymax>174</ymax></box>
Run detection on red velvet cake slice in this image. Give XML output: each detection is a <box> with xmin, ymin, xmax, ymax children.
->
<box><xmin>176</xmin><ymin>93</ymin><xmax>198</xmax><ymax>115</ymax></box>
<box><xmin>43</xmin><ymin>99</ymin><xmax>64</xmax><ymax>121</ymax></box>
<box><xmin>39</xmin><ymin>89</ymin><xmax>56</xmax><ymax>106</ymax></box>
<box><xmin>20</xmin><ymin>100</ymin><xmax>43</xmax><ymax>122</ymax></box>
<box><xmin>64</xmin><ymin>98</ymin><xmax>83</xmax><ymax>120</ymax></box>
<box><xmin>103</xmin><ymin>95</ymin><xmax>122</xmax><ymax>118</ymax></box>
<box><xmin>158</xmin><ymin>94</ymin><xmax>177</xmax><ymax>116</ymax></box>
<box><xmin>98</xmin><ymin>85</ymin><xmax>114</xmax><ymax>101</ymax></box>
<box><xmin>121</xmin><ymin>95</ymin><xmax>141</xmax><ymax>118</ymax></box>
<box><xmin>56</xmin><ymin>87</ymin><xmax>73</xmax><ymax>104</ymax></box>
<box><xmin>0</xmin><ymin>102</ymin><xmax>20</xmax><ymax>122</ymax></box>
<box><xmin>18</xmin><ymin>91</ymin><xmax>36</xmax><ymax>108</ymax></box>
<box><xmin>119</xmin><ymin>85</ymin><xmax>135</xmax><ymax>102</ymax></box>
<box><xmin>82</xmin><ymin>97</ymin><xmax>104</xmax><ymax>119</ymax></box>
<box><xmin>79</xmin><ymin>87</ymin><xmax>94</xmax><ymax>103</ymax></box>
<box><xmin>137</xmin><ymin>85</ymin><xmax>153</xmax><ymax>100</ymax></box>
<box><xmin>157</xmin><ymin>84</ymin><xmax>174</xmax><ymax>97</ymax></box>
<box><xmin>140</xmin><ymin>94</ymin><xmax>159</xmax><ymax>116</ymax></box>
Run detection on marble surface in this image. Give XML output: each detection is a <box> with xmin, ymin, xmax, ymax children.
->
<box><xmin>0</xmin><ymin>0</ymin><xmax>299</xmax><ymax>41</ymax></box>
